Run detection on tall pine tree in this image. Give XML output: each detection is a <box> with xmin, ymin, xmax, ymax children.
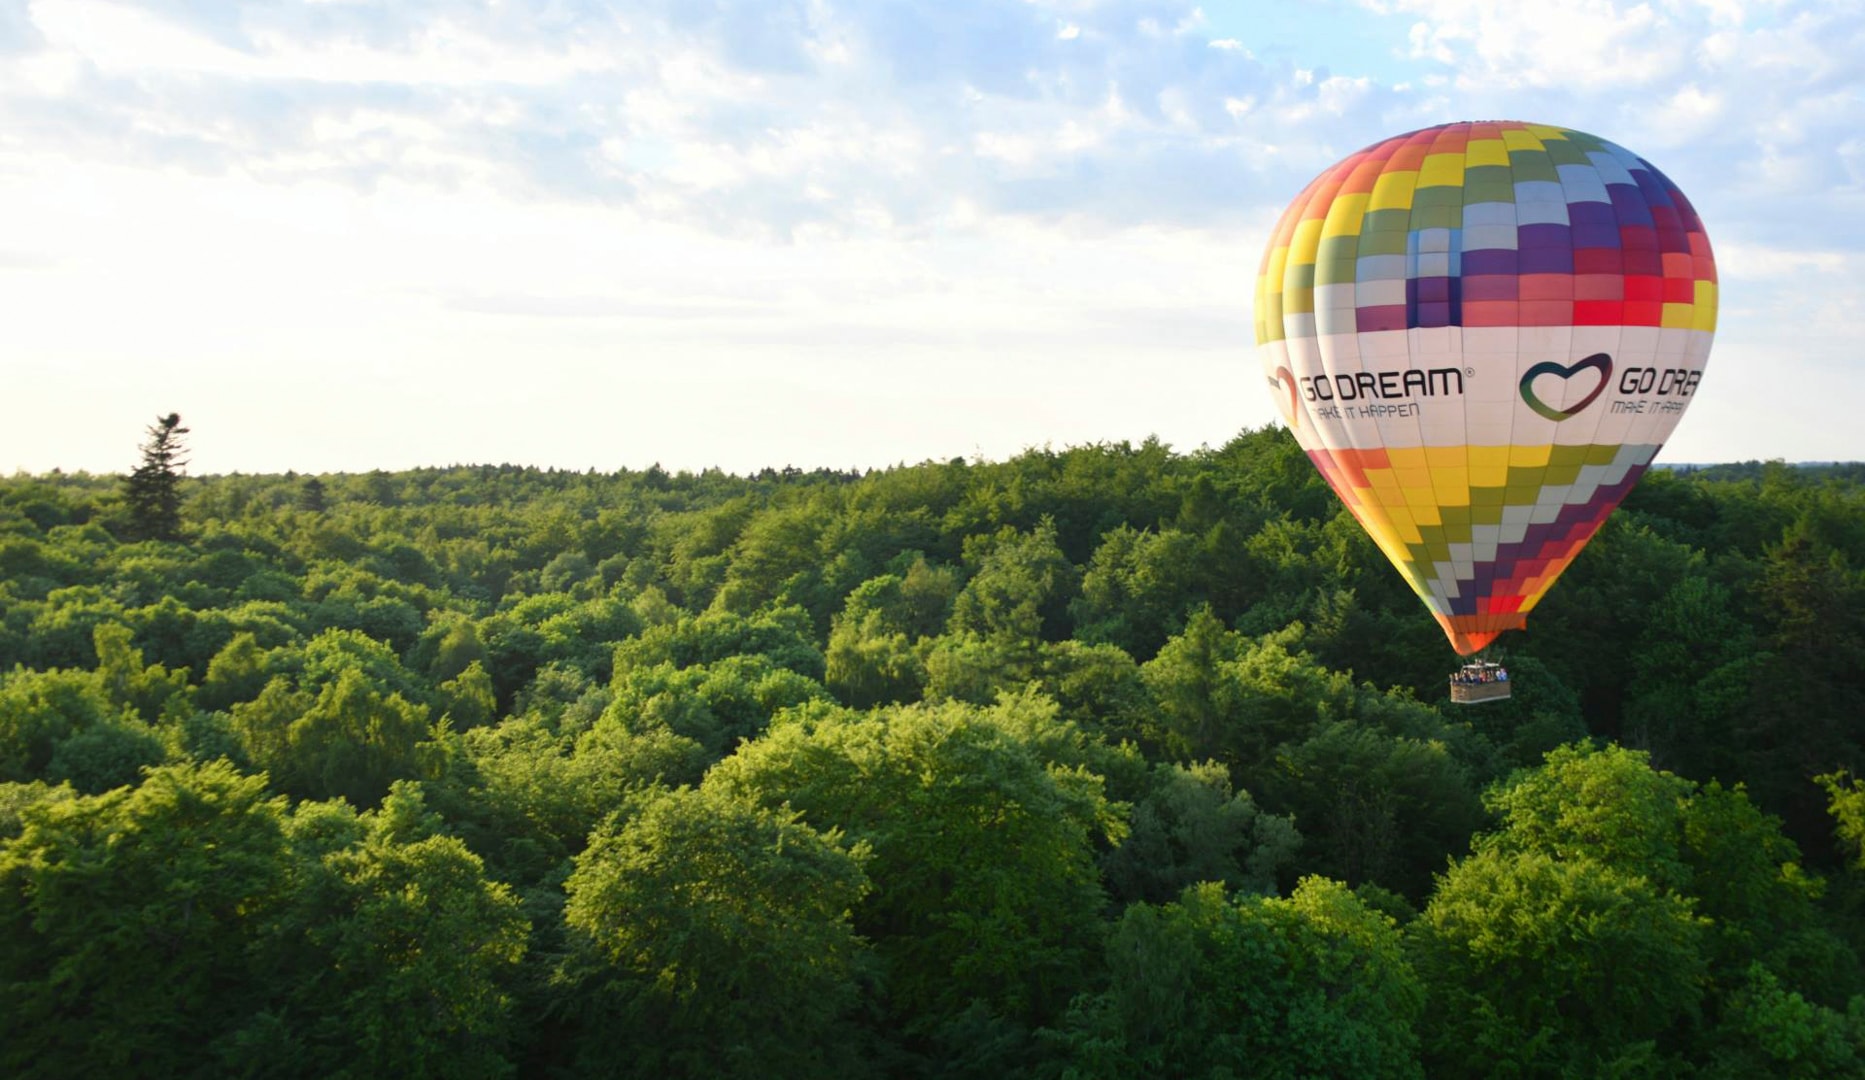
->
<box><xmin>300</xmin><ymin>475</ymin><xmax>328</xmax><ymax>513</ymax></box>
<box><xmin>123</xmin><ymin>413</ymin><xmax>189</xmax><ymax>542</ymax></box>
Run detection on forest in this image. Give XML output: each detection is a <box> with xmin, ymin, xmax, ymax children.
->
<box><xmin>3</xmin><ymin>425</ymin><xmax>1865</xmax><ymax>1078</ymax></box>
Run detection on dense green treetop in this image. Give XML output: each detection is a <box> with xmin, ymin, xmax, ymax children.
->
<box><xmin>2</xmin><ymin>429</ymin><xmax>1863</xmax><ymax>1075</ymax></box>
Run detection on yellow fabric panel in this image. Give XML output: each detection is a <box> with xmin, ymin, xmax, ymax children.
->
<box><xmin>1509</xmin><ymin>445</ymin><xmax>1553</xmax><ymax>468</ymax></box>
<box><xmin>1320</xmin><ymin>192</ymin><xmax>1369</xmax><ymax>238</ymax></box>
<box><xmin>1661</xmin><ymin>303</ymin><xmax>1694</xmax><ymax>329</ymax></box>
<box><xmin>1263</xmin><ymin>246</ymin><xmax>1289</xmax><ymax>291</ymax></box>
<box><xmin>1468</xmin><ymin>446</ymin><xmax>1510</xmax><ymax>487</ymax></box>
<box><xmin>1431</xmin><ymin>469</ymin><xmax>1472</xmax><ymax>500</ymax></box>
<box><xmin>1289</xmin><ymin>217</ymin><xmax>1325</xmax><ymax>265</ymax></box>
<box><xmin>1693</xmin><ymin>282</ymin><xmax>1718</xmax><ymax>331</ymax></box>
<box><xmin>1368</xmin><ymin>170</ymin><xmax>1419</xmax><ymax>213</ymax></box>
<box><xmin>1464</xmin><ymin>138</ymin><xmax>1510</xmax><ymax>168</ymax></box>
<box><xmin>1417</xmin><ymin>153</ymin><xmax>1466</xmax><ymax>189</ymax></box>
<box><xmin>1362</xmin><ymin>519</ymin><xmax>1406</xmax><ymax>553</ymax></box>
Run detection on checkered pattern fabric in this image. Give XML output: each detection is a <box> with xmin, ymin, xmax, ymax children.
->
<box><xmin>1255</xmin><ymin>122</ymin><xmax>1717</xmax><ymax>654</ymax></box>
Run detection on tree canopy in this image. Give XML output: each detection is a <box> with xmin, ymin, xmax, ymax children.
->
<box><xmin>2</xmin><ymin>430</ymin><xmax>1863</xmax><ymax>1075</ymax></box>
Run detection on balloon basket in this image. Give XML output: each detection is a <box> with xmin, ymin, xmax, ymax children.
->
<box><xmin>1448</xmin><ymin>660</ymin><xmax>1512</xmax><ymax>704</ymax></box>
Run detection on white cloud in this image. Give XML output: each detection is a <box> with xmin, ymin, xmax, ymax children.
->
<box><xmin>2</xmin><ymin>0</ymin><xmax>1862</xmax><ymax>470</ymax></box>
<box><xmin>0</xmin><ymin>0</ymin><xmax>1323</xmax><ymax>235</ymax></box>
<box><xmin>31</xmin><ymin>0</ymin><xmax>625</xmax><ymax>85</ymax></box>
<box><xmin>1715</xmin><ymin>241</ymin><xmax>1847</xmax><ymax>280</ymax></box>
<box><xmin>1316</xmin><ymin>75</ymin><xmax>1374</xmax><ymax>115</ymax></box>
<box><xmin>1389</xmin><ymin>0</ymin><xmax>1675</xmax><ymax>88</ymax></box>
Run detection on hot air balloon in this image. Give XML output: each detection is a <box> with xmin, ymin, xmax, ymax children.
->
<box><xmin>1255</xmin><ymin>121</ymin><xmax>1716</xmax><ymax>660</ymax></box>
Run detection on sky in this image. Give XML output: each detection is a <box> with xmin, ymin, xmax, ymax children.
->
<box><xmin>3</xmin><ymin>0</ymin><xmax>1862</xmax><ymax>475</ymax></box>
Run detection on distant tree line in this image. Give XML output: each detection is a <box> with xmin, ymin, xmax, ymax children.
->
<box><xmin>1</xmin><ymin>426</ymin><xmax>1863</xmax><ymax>1076</ymax></box>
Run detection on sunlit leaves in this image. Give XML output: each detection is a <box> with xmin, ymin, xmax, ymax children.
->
<box><xmin>562</xmin><ymin>786</ymin><xmax>870</xmax><ymax>1078</ymax></box>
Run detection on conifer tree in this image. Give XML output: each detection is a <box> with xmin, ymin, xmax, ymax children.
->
<box><xmin>300</xmin><ymin>475</ymin><xmax>328</xmax><ymax>513</ymax></box>
<box><xmin>123</xmin><ymin>413</ymin><xmax>189</xmax><ymax>542</ymax></box>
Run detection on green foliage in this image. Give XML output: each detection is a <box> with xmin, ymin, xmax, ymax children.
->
<box><xmin>612</xmin><ymin>604</ymin><xmax>825</xmax><ymax>682</ymax></box>
<box><xmin>1701</xmin><ymin>963</ymin><xmax>1865</xmax><ymax>1079</ymax></box>
<box><xmin>1481</xmin><ymin>744</ymin><xmax>1835</xmax><ymax>979</ymax></box>
<box><xmin>0</xmin><ymin>666</ymin><xmax>119</xmax><ymax>783</ymax></box>
<box><xmin>1412</xmin><ymin>845</ymin><xmax>1710</xmax><ymax>1077</ymax></box>
<box><xmin>92</xmin><ymin>621</ymin><xmax>193</xmax><ymax>722</ymax></box>
<box><xmin>950</xmin><ymin>518</ymin><xmax>1080</xmax><ymax>646</ymax></box>
<box><xmin>605</xmin><ymin>654</ymin><xmax>829</xmax><ymax>762</ymax></box>
<box><xmin>439</xmin><ymin>659</ymin><xmax>499</xmax><ymax>730</ymax></box>
<box><xmin>199</xmin><ymin>630</ymin><xmax>277</xmax><ymax>711</ymax></box>
<box><xmin>1055</xmin><ymin>878</ymin><xmax>1424</xmax><ymax>1079</ymax></box>
<box><xmin>1264</xmin><ymin>720</ymin><xmax>1485</xmax><ymax>899</ymax></box>
<box><xmin>706</xmin><ymin>695</ymin><xmax>1117</xmax><ymax>1032</ymax></box>
<box><xmin>538</xmin><ymin>550</ymin><xmax>595</xmax><ymax>593</ymax></box>
<box><xmin>710</xmin><ymin>499</ymin><xmax>834</xmax><ymax>617</ymax></box>
<box><xmin>825</xmin><ymin>574</ymin><xmax>929</xmax><ymax>707</ymax></box>
<box><xmin>0</xmin><ymin>781</ymin><xmax>74</xmax><ymax>841</ymax></box>
<box><xmin>233</xmin><ymin>667</ymin><xmax>435</xmax><ymax>807</ymax></box>
<box><xmin>0</xmin><ymin>763</ymin><xmax>529</xmax><ymax>1079</ymax></box>
<box><xmin>1622</xmin><ymin>575</ymin><xmax>1761</xmax><ymax>777</ymax></box>
<box><xmin>1035</xmin><ymin>639</ymin><xmax>1153</xmax><ymax>745</ymax></box>
<box><xmin>427</xmin><ymin>709</ymin><xmax>706</xmax><ymax>885</ymax></box>
<box><xmin>121</xmin><ymin>413</ymin><xmax>189</xmax><ymax>543</ymax></box>
<box><xmin>1823</xmin><ymin>771</ymin><xmax>1865</xmax><ymax>869</ymax></box>
<box><xmin>1101</xmin><ymin>760</ymin><xmax>1299</xmax><ymax>905</ymax></box>
<box><xmin>300</xmin><ymin>626</ymin><xmax>430</xmax><ymax>705</ymax></box>
<box><xmin>1136</xmin><ymin>605</ymin><xmax>1247</xmax><ymax>758</ymax></box>
<box><xmin>1413</xmin><ymin>743</ymin><xmax>1858</xmax><ymax>1076</ymax></box>
<box><xmin>412</xmin><ymin>612</ymin><xmax>488</xmax><ymax>683</ymax></box>
<box><xmin>562</xmin><ymin>786</ymin><xmax>872</xmax><ymax>1078</ymax></box>
<box><xmin>260</xmin><ymin>787</ymin><xmax>529</xmax><ymax>1079</ymax></box>
<box><xmin>4</xmin><ymin>434</ymin><xmax>1865</xmax><ymax>1077</ymax></box>
<box><xmin>1071</xmin><ymin>524</ymin><xmax>1210</xmax><ymax>659</ymax></box>
<box><xmin>0</xmin><ymin>762</ymin><xmax>293</xmax><ymax>1077</ymax></box>
<box><xmin>45</xmin><ymin>718</ymin><xmax>169</xmax><ymax>794</ymax></box>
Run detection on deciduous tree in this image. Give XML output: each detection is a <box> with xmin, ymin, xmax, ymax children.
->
<box><xmin>562</xmin><ymin>785</ymin><xmax>871</xmax><ymax>1078</ymax></box>
<box><xmin>1056</xmin><ymin>878</ymin><xmax>1424</xmax><ymax>1078</ymax></box>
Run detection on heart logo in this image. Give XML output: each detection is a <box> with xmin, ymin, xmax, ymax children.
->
<box><xmin>1267</xmin><ymin>365</ymin><xmax>1300</xmax><ymax>429</ymax></box>
<box><xmin>1520</xmin><ymin>352</ymin><xmax>1613</xmax><ymax>421</ymax></box>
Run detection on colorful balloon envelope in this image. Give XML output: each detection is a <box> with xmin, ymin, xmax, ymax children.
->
<box><xmin>1255</xmin><ymin>121</ymin><xmax>1716</xmax><ymax>654</ymax></box>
